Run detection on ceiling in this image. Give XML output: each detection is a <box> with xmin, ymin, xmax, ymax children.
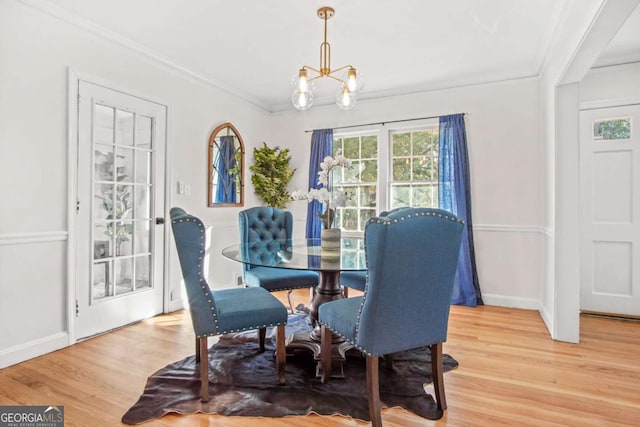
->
<box><xmin>45</xmin><ymin>0</ymin><xmax>640</xmax><ymax>112</ymax></box>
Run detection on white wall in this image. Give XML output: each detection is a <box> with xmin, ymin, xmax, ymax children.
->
<box><xmin>0</xmin><ymin>0</ymin><xmax>271</xmax><ymax>367</ymax></box>
<box><xmin>580</xmin><ymin>62</ymin><xmax>640</xmax><ymax>104</ymax></box>
<box><xmin>272</xmin><ymin>77</ymin><xmax>545</xmax><ymax>309</ymax></box>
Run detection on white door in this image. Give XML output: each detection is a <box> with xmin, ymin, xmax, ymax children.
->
<box><xmin>76</xmin><ymin>80</ymin><xmax>167</xmax><ymax>339</ymax></box>
<box><xmin>580</xmin><ymin>105</ymin><xmax>640</xmax><ymax>317</ymax></box>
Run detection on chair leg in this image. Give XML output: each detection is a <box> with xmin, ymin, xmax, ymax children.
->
<box><xmin>343</xmin><ymin>286</ymin><xmax>349</xmax><ymax>298</ymax></box>
<box><xmin>430</xmin><ymin>342</ymin><xmax>447</xmax><ymax>410</ymax></box>
<box><xmin>276</xmin><ymin>325</ymin><xmax>286</xmax><ymax>385</ymax></box>
<box><xmin>366</xmin><ymin>356</ymin><xmax>383</xmax><ymax>427</ymax></box>
<box><xmin>199</xmin><ymin>336</ymin><xmax>209</xmax><ymax>402</ymax></box>
<box><xmin>259</xmin><ymin>327</ymin><xmax>266</xmax><ymax>352</ymax></box>
<box><xmin>286</xmin><ymin>289</ymin><xmax>295</xmax><ymax>313</ymax></box>
<box><xmin>195</xmin><ymin>337</ymin><xmax>201</xmax><ymax>363</ymax></box>
<box><xmin>320</xmin><ymin>325</ymin><xmax>332</xmax><ymax>384</ymax></box>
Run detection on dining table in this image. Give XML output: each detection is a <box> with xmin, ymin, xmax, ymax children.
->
<box><xmin>222</xmin><ymin>236</ymin><xmax>366</xmax><ymax>373</ymax></box>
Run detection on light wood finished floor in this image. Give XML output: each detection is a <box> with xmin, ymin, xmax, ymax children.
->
<box><xmin>1</xmin><ymin>289</ymin><xmax>639</xmax><ymax>426</ymax></box>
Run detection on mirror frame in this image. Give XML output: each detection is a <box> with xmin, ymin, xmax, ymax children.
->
<box><xmin>207</xmin><ymin>122</ymin><xmax>245</xmax><ymax>207</ymax></box>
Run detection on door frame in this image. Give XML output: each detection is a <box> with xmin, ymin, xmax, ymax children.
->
<box><xmin>67</xmin><ymin>68</ymin><xmax>173</xmax><ymax>345</ymax></box>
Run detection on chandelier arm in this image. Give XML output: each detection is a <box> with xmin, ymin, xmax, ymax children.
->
<box><xmin>325</xmin><ymin>74</ymin><xmax>347</xmax><ymax>85</ymax></box>
<box><xmin>328</xmin><ymin>64</ymin><xmax>353</xmax><ymax>75</ymax></box>
<box><xmin>302</xmin><ymin>65</ymin><xmax>322</xmax><ymax>79</ymax></box>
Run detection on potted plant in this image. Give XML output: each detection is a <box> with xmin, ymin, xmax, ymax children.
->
<box><xmin>250</xmin><ymin>143</ymin><xmax>296</xmax><ymax>208</ymax></box>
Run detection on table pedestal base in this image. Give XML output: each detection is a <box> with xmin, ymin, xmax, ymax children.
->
<box><xmin>286</xmin><ymin>270</ymin><xmax>356</xmax><ymax>377</ymax></box>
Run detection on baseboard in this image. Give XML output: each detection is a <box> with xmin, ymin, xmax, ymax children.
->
<box><xmin>0</xmin><ymin>332</ymin><xmax>69</xmax><ymax>368</ymax></box>
<box><xmin>482</xmin><ymin>294</ymin><xmax>540</xmax><ymax>310</ymax></box>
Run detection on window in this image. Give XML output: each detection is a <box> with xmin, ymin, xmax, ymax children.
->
<box><xmin>331</xmin><ymin>121</ymin><xmax>439</xmax><ymax>233</ymax></box>
<box><xmin>332</xmin><ymin>134</ymin><xmax>378</xmax><ymax>232</ymax></box>
<box><xmin>390</xmin><ymin>128</ymin><xmax>439</xmax><ymax>209</ymax></box>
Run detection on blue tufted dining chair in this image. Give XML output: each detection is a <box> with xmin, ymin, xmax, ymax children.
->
<box><xmin>239</xmin><ymin>207</ymin><xmax>319</xmax><ymax>311</ymax></box>
<box><xmin>319</xmin><ymin>207</ymin><xmax>464</xmax><ymax>426</ymax></box>
<box><xmin>170</xmin><ymin>207</ymin><xmax>288</xmax><ymax>402</ymax></box>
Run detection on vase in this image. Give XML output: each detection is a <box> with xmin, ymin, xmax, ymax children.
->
<box><xmin>321</xmin><ymin>227</ymin><xmax>341</xmax><ymax>250</ymax></box>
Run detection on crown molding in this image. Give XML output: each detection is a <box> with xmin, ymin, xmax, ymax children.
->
<box><xmin>16</xmin><ymin>0</ymin><xmax>271</xmax><ymax>112</ymax></box>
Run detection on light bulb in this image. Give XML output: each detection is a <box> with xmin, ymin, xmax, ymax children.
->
<box><xmin>292</xmin><ymin>89</ymin><xmax>313</xmax><ymax>110</ymax></box>
<box><xmin>298</xmin><ymin>69</ymin><xmax>309</xmax><ymax>92</ymax></box>
<box><xmin>336</xmin><ymin>86</ymin><xmax>356</xmax><ymax>110</ymax></box>
<box><xmin>346</xmin><ymin>68</ymin><xmax>364</xmax><ymax>93</ymax></box>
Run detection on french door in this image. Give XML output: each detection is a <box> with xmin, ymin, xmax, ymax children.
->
<box><xmin>75</xmin><ymin>80</ymin><xmax>166</xmax><ymax>339</ymax></box>
<box><xmin>580</xmin><ymin>105</ymin><xmax>640</xmax><ymax>317</ymax></box>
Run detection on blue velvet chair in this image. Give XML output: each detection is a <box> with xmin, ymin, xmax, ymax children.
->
<box><xmin>170</xmin><ymin>207</ymin><xmax>288</xmax><ymax>402</ymax></box>
<box><xmin>239</xmin><ymin>207</ymin><xmax>319</xmax><ymax>311</ymax></box>
<box><xmin>319</xmin><ymin>208</ymin><xmax>464</xmax><ymax>426</ymax></box>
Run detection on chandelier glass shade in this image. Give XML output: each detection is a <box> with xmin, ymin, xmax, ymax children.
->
<box><xmin>292</xmin><ymin>7</ymin><xmax>364</xmax><ymax>110</ymax></box>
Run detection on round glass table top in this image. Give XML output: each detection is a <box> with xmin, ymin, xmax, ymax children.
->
<box><xmin>222</xmin><ymin>238</ymin><xmax>366</xmax><ymax>272</ymax></box>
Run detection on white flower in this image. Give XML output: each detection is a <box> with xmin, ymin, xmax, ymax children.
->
<box><xmin>291</xmin><ymin>154</ymin><xmax>352</xmax><ymax>228</ymax></box>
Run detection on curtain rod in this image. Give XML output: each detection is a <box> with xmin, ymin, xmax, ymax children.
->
<box><xmin>304</xmin><ymin>113</ymin><xmax>465</xmax><ymax>133</ymax></box>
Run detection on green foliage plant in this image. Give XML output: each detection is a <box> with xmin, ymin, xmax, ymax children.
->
<box><xmin>250</xmin><ymin>143</ymin><xmax>296</xmax><ymax>208</ymax></box>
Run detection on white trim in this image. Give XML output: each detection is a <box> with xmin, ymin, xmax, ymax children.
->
<box><xmin>482</xmin><ymin>294</ymin><xmax>540</xmax><ymax>311</ymax></box>
<box><xmin>0</xmin><ymin>231</ymin><xmax>67</xmax><ymax>246</ymax></box>
<box><xmin>17</xmin><ymin>0</ymin><xmax>268</xmax><ymax>112</ymax></box>
<box><xmin>0</xmin><ymin>332</ymin><xmax>69</xmax><ymax>369</ymax></box>
<box><xmin>67</xmin><ymin>68</ymin><xmax>79</xmax><ymax>345</ymax></box>
<box><xmin>580</xmin><ymin>98</ymin><xmax>640</xmax><ymax>111</ymax></box>
<box><xmin>539</xmin><ymin>303</ymin><xmax>553</xmax><ymax>338</ymax></box>
<box><xmin>473</xmin><ymin>224</ymin><xmax>546</xmax><ymax>234</ymax></box>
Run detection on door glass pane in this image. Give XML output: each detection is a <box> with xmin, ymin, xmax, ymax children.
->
<box><xmin>94</xmin><ymin>184</ymin><xmax>114</xmax><ymax>220</ymax></box>
<box><xmin>94</xmin><ymin>105</ymin><xmax>114</xmax><ymax>144</ymax></box>
<box><xmin>114</xmin><ymin>184</ymin><xmax>133</xmax><ymax>219</ymax></box>
<box><xmin>135</xmin><ymin>186</ymin><xmax>151</xmax><ymax>219</ymax></box>
<box><xmin>593</xmin><ymin>118</ymin><xmax>631</xmax><ymax>141</ymax></box>
<box><xmin>114</xmin><ymin>221</ymin><xmax>133</xmax><ymax>256</ymax></box>
<box><xmin>93</xmin><ymin>259</ymin><xmax>112</xmax><ymax>300</ymax></box>
<box><xmin>135</xmin><ymin>256</ymin><xmax>151</xmax><ymax>290</ymax></box>
<box><xmin>93</xmin><ymin>226</ymin><xmax>112</xmax><ymax>259</ymax></box>
<box><xmin>135</xmin><ymin>151</ymin><xmax>151</xmax><ymax>184</ymax></box>
<box><xmin>116</xmin><ymin>147</ymin><xmax>134</xmax><ymax>183</ymax></box>
<box><xmin>134</xmin><ymin>220</ymin><xmax>151</xmax><ymax>254</ymax></box>
<box><xmin>94</xmin><ymin>145</ymin><xmax>114</xmax><ymax>181</ymax></box>
<box><xmin>115</xmin><ymin>258</ymin><xmax>133</xmax><ymax>295</ymax></box>
<box><xmin>136</xmin><ymin>115</ymin><xmax>152</xmax><ymax>149</ymax></box>
<box><xmin>117</xmin><ymin>110</ymin><xmax>134</xmax><ymax>146</ymax></box>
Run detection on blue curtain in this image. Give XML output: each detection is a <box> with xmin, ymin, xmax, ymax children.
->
<box><xmin>215</xmin><ymin>136</ymin><xmax>237</xmax><ymax>203</ymax></box>
<box><xmin>438</xmin><ymin>114</ymin><xmax>483</xmax><ymax>306</ymax></box>
<box><xmin>306</xmin><ymin>129</ymin><xmax>333</xmax><ymax>238</ymax></box>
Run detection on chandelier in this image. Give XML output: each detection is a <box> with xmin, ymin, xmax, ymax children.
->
<box><xmin>292</xmin><ymin>6</ymin><xmax>364</xmax><ymax>110</ymax></box>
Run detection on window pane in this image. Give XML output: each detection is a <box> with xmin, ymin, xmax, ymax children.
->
<box><xmin>344</xmin><ymin>161</ymin><xmax>360</xmax><ymax>181</ymax></box>
<box><xmin>413</xmin><ymin>130</ymin><xmax>430</xmax><ymax>155</ymax></box>
<box><xmin>115</xmin><ymin>258</ymin><xmax>133</xmax><ymax>295</ymax></box>
<box><xmin>343</xmin><ymin>187</ymin><xmax>358</xmax><ymax>208</ymax></box>
<box><xmin>359</xmin><ymin>185</ymin><xmax>376</xmax><ymax>208</ymax></box>
<box><xmin>344</xmin><ymin>137</ymin><xmax>359</xmax><ymax>158</ymax></box>
<box><xmin>593</xmin><ymin>118</ymin><xmax>631</xmax><ymax>140</ymax></box>
<box><xmin>412</xmin><ymin>185</ymin><xmax>432</xmax><ymax>207</ymax></box>
<box><xmin>333</xmin><ymin>138</ymin><xmax>344</xmax><ymax>157</ymax></box>
<box><xmin>135</xmin><ymin>255</ymin><xmax>151</xmax><ymax>290</ymax></box>
<box><xmin>361</xmin><ymin>159</ymin><xmax>377</xmax><ymax>182</ymax></box>
<box><xmin>116</xmin><ymin>147</ymin><xmax>134</xmax><ymax>183</ymax></box>
<box><xmin>362</xmin><ymin>135</ymin><xmax>378</xmax><ymax>158</ymax></box>
<box><xmin>412</xmin><ymin>157</ymin><xmax>431</xmax><ymax>180</ymax></box>
<box><xmin>393</xmin><ymin>158</ymin><xmax>411</xmax><ymax>180</ymax></box>
<box><xmin>390</xmin><ymin>184</ymin><xmax>410</xmax><ymax>208</ymax></box>
<box><xmin>341</xmin><ymin>208</ymin><xmax>359</xmax><ymax>231</ymax></box>
<box><xmin>393</xmin><ymin>132</ymin><xmax>411</xmax><ymax>156</ymax></box>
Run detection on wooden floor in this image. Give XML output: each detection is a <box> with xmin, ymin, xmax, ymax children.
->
<box><xmin>1</xmin><ymin>289</ymin><xmax>639</xmax><ymax>427</ymax></box>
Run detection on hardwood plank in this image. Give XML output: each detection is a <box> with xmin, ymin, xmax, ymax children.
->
<box><xmin>1</xmin><ymin>289</ymin><xmax>638</xmax><ymax>426</ymax></box>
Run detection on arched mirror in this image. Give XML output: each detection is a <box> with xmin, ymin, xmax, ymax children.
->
<box><xmin>208</xmin><ymin>122</ymin><xmax>244</xmax><ymax>207</ymax></box>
